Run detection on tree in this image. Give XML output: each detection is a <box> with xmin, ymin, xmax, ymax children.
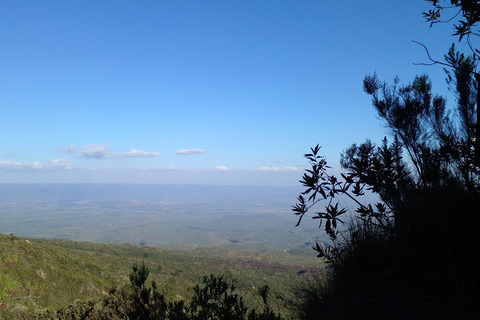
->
<box><xmin>129</xmin><ymin>261</ymin><xmax>170</xmax><ymax>320</ymax></box>
<box><xmin>292</xmin><ymin>2</ymin><xmax>480</xmax><ymax>317</ymax></box>
<box><xmin>423</xmin><ymin>0</ymin><xmax>480</xmax><ymax>165</ymax></box>
<box><xmin>293</xmin><ymin>60</ymin><xmax>480</xmax><ymax>317</ymax></box>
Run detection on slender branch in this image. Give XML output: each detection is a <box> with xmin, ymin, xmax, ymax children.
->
<box><xmin>412</xmin><ymin>40</ymin><xmax>454</xmax><ymax>68</ymax></box>
<box><xmin>445</xmin><ymin>8</ymin><xmax>461</xmax><ymax>23</ymax></box>
<box><xmin>332</xmin><ymin>186</ymin><xmax>367</xmax><ymax>211</ymax></box>
<box><xmin>466</xmin><ymin>35</ymin><xmax>480</xmax><ymax>62</ymax></box>
<box><xmin>429</xmin><ymin>8</ymin><xmax>462</xmax><ymax>24</ymax></box>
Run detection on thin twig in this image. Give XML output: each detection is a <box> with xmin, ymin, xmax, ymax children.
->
<box><xmin>427</xmin><ymin>7</ymin><xmax>461</xmax><ymax>24</ymax></box>
<box><xmin>412</xmin><ymin>41</ymin><xmax>453</xmax><ymax>68</ymax></box>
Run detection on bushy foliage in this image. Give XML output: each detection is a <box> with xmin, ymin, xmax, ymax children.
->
<box><xmin>293</xmin><ymin>50</ymin><xmax>480</xmax><ymax>318</ymax></box>
<box><xmin>187</xmin><ymin>275</ymin><xmax>282</xmax><ymax>320</ymax></box>
<box><xmin>34</xmin><ymin>261</ymin><xmax>284</xmax><ymax>320</ymax></box>
<box><xmin>33</xmin><ymin>287</ymin><xmax>132</xmax><ymax>319</ymax></box>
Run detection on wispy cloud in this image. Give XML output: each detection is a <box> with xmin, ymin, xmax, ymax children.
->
<box><xmin>272</xmin><ymin>157</ymin><xmax>284</xmax><ymax>163</ymax></box>
<box><xmin>78</xmin><ymin>143</ymin><xmax>111</xmax><ymax>159</ymax></box>
<box><xmin>0</xmin><ymin>161</ymin><xmax>43</xmax><ymax>170</ymax></box>
<box><xmin>3</xmin><ymin>152</ymin><xmax>15</xmax><ymax>157</ymax></box>
<box><xmin>214</xmin><ymin>165</ymin><xmax>230</xmax><ymax>171</ymax></box>
<box><xmin>47</xmin><ymin>158</ymin><xmax>77</xmax><ymax>170</ymax></box>
<box><xmin>0</xmin><ymin>159</ymin><xmax>90</xmax><ymax>171</ymax></box>
<box><xmin>118</xmin><ymin>149</ymin><xmax>160</xmax><ymax>158</ymax></box>
<box><xmin>258</xmin><ymin>166</ymin><xmax>299</xmax><ymax>172</ymax></box>
<box><xmin>175</xmin><ymin>149</ymin><xmax>205</xmax><ymax>155</ymax></box>
<box><xmin>56</xmin><ymin>145</ymin><xmax>77</xmax><ymax>154</ymax></box>
<box><xmin>59</xmin><ymin>143</ymin><xmax>159</xmax><ymax>159</ymax></box>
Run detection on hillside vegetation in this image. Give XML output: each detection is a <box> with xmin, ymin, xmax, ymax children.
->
<box><xmin>0</xmin><ymin>233</ymin><xmax>319</xmax><ymax>318</ymax></box>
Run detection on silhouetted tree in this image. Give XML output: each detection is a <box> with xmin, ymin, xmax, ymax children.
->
<box><xmin>423</xmin><ymin>0</ymin><xmax>480</xmax><ymax>164</ymax></box>
<box><xmin>293</xmin><ymin>55</ymin><xmax>480</xmax><ymax>318</ymax></box>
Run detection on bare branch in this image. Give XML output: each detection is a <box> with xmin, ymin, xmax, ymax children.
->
<box><xmin>466</xmin><ymin>35</ymin><xmax>480</xmax><ymax>62</ymax></box>
<box><xmin>412</xmin><ymin>40</ymin><xmax>456</xmax><ymax>68</ymax></box>
<box><xmin>437</xmin><ymin>8</ymin><xmax>462</xmax><ymax>24</ymax></box>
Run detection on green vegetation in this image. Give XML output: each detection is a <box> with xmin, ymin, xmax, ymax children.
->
<box><xmin>0</xmin><ymin>233</ymin><xmax>319</xmax><ymax>319</ymax></box>
<box><xmin>27</xmin><ymin>262</ymin><xmax>284</xmax><ymax>319</ymax></box>
<box><xmin>291</xmin><ymin>2</ymin><xmax>480</xmax><ymax>318</ymax></box>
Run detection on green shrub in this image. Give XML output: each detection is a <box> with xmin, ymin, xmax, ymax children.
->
<box><xmin>36</xmin><ymin>262</ymin><xmax>284</xmax><ymax>320</ymax></box>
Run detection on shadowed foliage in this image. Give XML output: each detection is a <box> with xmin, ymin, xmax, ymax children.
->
<box><xmin>293</xmin><ymin>48</ymin><xmax>480</xmax><ymax>318</ymax></box>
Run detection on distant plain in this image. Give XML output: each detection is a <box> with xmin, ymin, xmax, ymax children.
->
<box><xmin>0</xmin><ymin>184</ymin><xmax>328</xmax><ymax>253</ymax></box>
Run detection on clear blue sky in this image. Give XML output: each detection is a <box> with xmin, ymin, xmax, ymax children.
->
<box><xmin>0</xmin><ymin>1</ymin><xmax>462</xmax><ymax>186</ymax></box>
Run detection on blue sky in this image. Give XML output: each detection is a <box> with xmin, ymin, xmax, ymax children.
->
<box><xmin>0</xmin><ymin>1</ymin><xmax>463</xmax><ymax>185</ymax></box>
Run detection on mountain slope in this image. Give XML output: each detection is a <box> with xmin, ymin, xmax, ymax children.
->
<box><xmin>0</xmin><ymin>233</ymin><xmax>319</xmax><ymax>318</ymax></box>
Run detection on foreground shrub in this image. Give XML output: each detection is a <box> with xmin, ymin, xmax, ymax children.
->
<box><xmin>34</xmin><ymin>261</ymin><xmax>284</xmax><ymax>320</ymax></box>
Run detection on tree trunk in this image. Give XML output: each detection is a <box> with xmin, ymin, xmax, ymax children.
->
<box><xmin>475</xmin><ymin>72</ymin><xmax>480</xmax><ymax>166</ymax></box>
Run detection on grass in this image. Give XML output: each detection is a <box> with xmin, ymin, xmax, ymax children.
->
<box><xmin>0</xmin><ymin>233</ymin><xmax>321</xmax><ymax>318</ymax></box>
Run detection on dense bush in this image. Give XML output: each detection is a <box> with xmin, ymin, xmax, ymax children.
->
<box><xmin>293</xmin><ymin>49</ymin><xmax>480</xmax><ymax>318</ymax></box>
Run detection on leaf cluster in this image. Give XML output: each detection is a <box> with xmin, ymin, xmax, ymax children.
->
<box><xmin>292</xmin><ymin>146</ymin><xmax>347</xmax><ymax>241</ymax></box>
<box><xmin>424</xmin><ymin>0</ymin><xmax>480</xmax><ymax>43</ymax></box>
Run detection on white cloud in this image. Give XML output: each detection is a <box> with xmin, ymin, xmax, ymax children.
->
<box><xmin>118</xmin><ymin>149</ymin><xmax>160</xmax><ymax>158</ymax></box>
<box><xmin>0</xmin><ymin>161</ymin><xmax>43</xmax><ymax>170</ymax></box>
<box><xmin>47</xmin><ymin>158</ymin><xmax>75</xmax><ymax>170</ymax></box>
<box><xmin>78</xmin><ymin>143</ymin><xmax>111</xmax><ymax>159</ymax></box>
<box><xmin>60</xmin><ymin>143</ymin><xmax>159</xmax><ymax>160</ymax></box>
<box><xmin>3</xmin><ymin>152</ymin><xmax>15</xmax><ymax>157</ymax></box>
<box><xmin>258</xmin><ymin>166</ymin><xmax>299</xmax><ymax>172</ymax></box>
<box><xmin>272</xmin><ymin>157</ymin><xmax>284</xmax><ymax>163</ymax></box>
<box><xmin>0</xmin><ymin>158</ymin><xmax>89</xmax><ymax>171</ymax></box>
<box><xmin>214</xmin><ymin>165</ymin><xmax>230</xmax><ymax>171</ymax></box>
<box><xmin>56</xmin><ymin>145</ymin><xmax>77</xmax><ymax>154</ymax></box>
<box><xmin>175</xmin><ymin>149</ymin><xmax>205</xmax><ymax>155</ymax></box>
